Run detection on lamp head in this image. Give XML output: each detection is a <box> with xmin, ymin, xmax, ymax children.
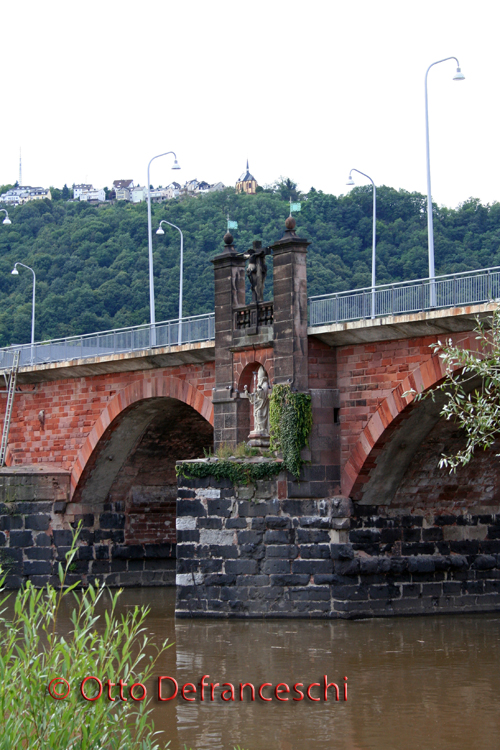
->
<box><xmin>172</xmin><ymin>159</ymin><xmax>181</xmax><ymax>170</ymax></box>
<box><xmin>346</xmin><ymin>175</ymin><xmax>355</xmax><ymax>186</ymax></box>
<box><xmin>156</xmin><ymin>226</ymin><xmax>165</xmax><ymax>235</ymax></box>
<box><xmin>11</xmin><ymin>267</ymin><xmax>19</xmax><ymax>275</ymax></box>
<box><xmin>453</xmin><ymin>67</ymin><xmax>465</xmax><ymax>81</ymax></box>
<box><xmin>2</xmin><ymin>217</ymin><xmax>11</xmax><ymax>225</ymax></box>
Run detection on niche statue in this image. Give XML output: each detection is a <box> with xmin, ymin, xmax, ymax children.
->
<box><xmin>243</xmin><ymin>366</ymin><xmax>270</xmax><ymax>447</ymax></box>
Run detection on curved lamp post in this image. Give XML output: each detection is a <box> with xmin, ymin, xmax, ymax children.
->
<box><xmin>347</xmin><ymin>169</ymin><xmax>377</xmax><ymax>318</ymax></box>
<box><xmin>425</xmin><ymin>57</ymin><xmax>465</xmax><ymax>306</ymax></box>
<box><xmin>156</xmin><ymin>219</ymin><xmax>184</xmax><ymax>345</ymax></box>
<box><xmin>11</xmin><ymin>262</ymin><xmax>36</xmax><ymax>365</ymax></box>
<box><xmin>0</xmin><ymin>209</ymin><xmax>11</xmax><ymax>225</ymax></box>
<box><xmin>147</xmin><ymin>151</ymin><xmax>180</xmax><ymax>346</ymax></box>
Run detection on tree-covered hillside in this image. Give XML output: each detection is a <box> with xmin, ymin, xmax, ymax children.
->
<box><xmin>1</xmin><ymin>184</ymin><xmax>500</xmax><ymax>348</ymax></box>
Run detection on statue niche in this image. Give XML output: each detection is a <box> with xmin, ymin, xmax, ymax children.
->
<box><xmin>243</xmin><ymin>365</ymin><xmax>270</xmax><ymax>448</ymax></box>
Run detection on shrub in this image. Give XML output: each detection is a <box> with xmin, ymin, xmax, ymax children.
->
<box><xmin>0</xmin><ymin>531</ymin><xmax>170</xmax><ymax>750</ymax></box>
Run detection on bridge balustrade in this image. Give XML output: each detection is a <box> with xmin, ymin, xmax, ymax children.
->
<box><xmin>1</xmin><ymin>266</ymin><xmax>499</xmax><ymax>370</ymax></box>
<box><xmin>308</xmin><ymin>266</ymin><xmax>500</xmax><ymax>327</ymax></box>
<box><xmin>0</xmin><ymin>312</ymin><xmax>216</xmax><ymax>369</ymax></box>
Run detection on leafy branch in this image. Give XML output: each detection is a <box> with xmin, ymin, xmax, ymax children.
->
<box><xmin>404</xmin><ymin>307</ymin><xmax>500</xmax><ymax>472</ymax></box>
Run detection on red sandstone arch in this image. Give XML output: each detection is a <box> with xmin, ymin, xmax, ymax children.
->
<box><xmin>70</xmin><ymin>375</ymin><xmax>213</xmax><ymax>498</ymax></box>
<box><xmin>341</xmin><ymin>334</ymin><xmax>476</xmax><ymax>498</ymax></box>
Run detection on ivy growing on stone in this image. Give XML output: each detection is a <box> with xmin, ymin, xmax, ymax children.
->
<box><xmin>175</xmin><ymin>459</ymin><xmax>283</xmax><ymax>485</ymax></box>
<box><xmin>269</xmin><ymin>384</ymin><xmax>313</xmax><ymax>479</ymax></box>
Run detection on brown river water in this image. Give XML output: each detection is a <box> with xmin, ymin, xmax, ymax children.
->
<box><xmin>22</xmin><ymin>587</ymin><xmax>500</xmax><ymax>750</ymax></box>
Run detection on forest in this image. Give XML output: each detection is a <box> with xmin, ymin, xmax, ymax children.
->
<box><xmin>0</xmin><ymin>181</ymin><xmax>499</xmax><ymax>347</ymax></box>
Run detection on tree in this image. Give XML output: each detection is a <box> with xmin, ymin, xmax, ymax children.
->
<box><xmin>407</xmin><ymin>308</ymin><xmax>500</xmax><ymax>471</ymax></box>
<box><xmin>62</xmin><ymin>184</ymin><xmax>70</xmax><ymax>200</ymax></box>
<box><xmin>269</xmin><ymin>177</ymin><xmax>302</xmax><ymax>202</ymax></box>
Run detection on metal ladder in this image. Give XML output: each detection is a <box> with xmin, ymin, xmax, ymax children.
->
<box><xmin>0</xmin><ymin>351</ymin><xmax>20</xmax><ymax>467</ymax></box>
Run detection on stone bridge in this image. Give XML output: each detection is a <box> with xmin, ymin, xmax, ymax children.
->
<box><xmin>1</xmin><ymin>220</ymin><xmax>499</xmax><ymax>617</ymax></box>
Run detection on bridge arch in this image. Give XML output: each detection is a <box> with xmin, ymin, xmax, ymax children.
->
<box><xmin>341</xmin><ymin>334</ymin><xmax>476</xmax><ymax>500</ymax></box>
<box><xmin>70</xmin><ymin>375</ymin><xmax>213</xmax><ymax>499</ymax></box>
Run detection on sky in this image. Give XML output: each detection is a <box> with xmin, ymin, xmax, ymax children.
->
<box><xmin>1</xmin><ymin>0</ymin><xmax>498</xmax><ymax>209</ymax></box>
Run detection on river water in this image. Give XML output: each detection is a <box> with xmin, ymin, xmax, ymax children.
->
<box><xmin>42</xmin><ymin>588</ymin><xmax>500</xmax><ymax>749</ymax></box>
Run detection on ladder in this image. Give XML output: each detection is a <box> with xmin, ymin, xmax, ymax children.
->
<box><xmin>0</xmin><ymin>351</ymin><xmax>20</xmax><ymax>467</ymax></box>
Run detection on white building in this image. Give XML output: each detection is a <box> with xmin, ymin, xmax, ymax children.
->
<box><xmin>131</xmin><ymin>186</ymin><xmax>147</xmax><ymax>203</ymax></box>
<box><xmin>208</xmin><ymin>181</ymin><xmax>225</xmax><ymax>193</ymax></box>
<box><xmin>150</xmin><ymin>187</ymin><xmax>169</xmax><ymax>203</ymax></box>
<box><xmin>165</xmin><ymin>182</ymin><xmax>181</xmax><ymax>200</ymax></box>
<box><xmin>79</xmin><ymin>188</ymin><xmax>105</xmax><ymax>202</ymax></box>
<box><xmin>73</xmin><ymin>184</ymin><xmax>93</xmax><ymax>200</ymax></box>
<box><xmin>0</xmin><ymin>186</ymin><xmax>52</xmax><ymax>205</ymax></box>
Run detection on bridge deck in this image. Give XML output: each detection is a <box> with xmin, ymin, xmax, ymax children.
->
<box><xmin>310</xmin><ymin>301</ymin><xmax>497</xmax><ymax>346</ymax></box>
<box><xmin>9</xmin><ymin>301</ymin><xmax>495</xmax><ymax>383</ymax></box>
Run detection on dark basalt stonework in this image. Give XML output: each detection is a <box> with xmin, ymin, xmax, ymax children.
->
<box><xmin>175</xmin><ymin>473</ymin><xmax>500</xmax><ymax>618</ymax></box>
<box><xmin>0</xmin><ymin>473</ymin><xmax>175</xmax><ymax>588</ymax></box>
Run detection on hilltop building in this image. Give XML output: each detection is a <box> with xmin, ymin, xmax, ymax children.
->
<box><xmin>73</xmin><ymin>184</ymin><xmax>93</xmax><ymax>200</ymax></box>
<box><xmin>131</xmin><ymin>186</ymin><xmax>147</xmax><ymax>203</ymax></box>
<box><xmin>0</xmin><ymin>186</ymin><xmax>51</xmax><ymax>205</ymax></box>
<box><xmin>113</xmin><ymin>180</ymin><xmax>134</xmax><ymax>201</ymax></box>
<box><xmin>236</xmin><ymin>160</ymin><xmax>257</xmax><ymax>194</ymax></box>
<box><xmin>79</xmin><ymin>188</ymin><xmax>106</xmax><ymax>202</ymax></box>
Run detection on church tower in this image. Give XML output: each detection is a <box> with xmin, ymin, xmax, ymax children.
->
<box><xmin>235</xmin><ymin>159</ymin><xmax>258</xmax><ymax>195</ymax></box>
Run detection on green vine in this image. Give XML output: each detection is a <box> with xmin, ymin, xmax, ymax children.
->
<box><xmin>175</xmin><ymin>459</ymin><xmax>283</xmax><ymax>485</ymax></box>
<box><xmin>269</xmin><ymin>384</ymin><xmax>313</xmax><ymax>479</ymax></box>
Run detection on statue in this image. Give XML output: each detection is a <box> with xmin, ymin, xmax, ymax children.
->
<box><xmin>243</xmin><ymin>366</ymin><xmax>270</xmax><ymax>446</ymax></box>
<box><xmin>243</xmin><ymin>241</ymin><xmax>270</xmax><ymax>303</ymax></box>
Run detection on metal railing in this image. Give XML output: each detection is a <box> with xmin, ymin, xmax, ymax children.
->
<box><xmin>308</xmin><ymin>266</ymin><xmax>500</xmax><ymax>327</ymax></box>
<box><xmin>1</xmin><ymin>266</ymin><xmax>499</xmax><ymax>371</ymax></box>
<box><xmin>0</xmin><ymin>312</ymin><xmax>215</xmax><ymax>370</ymax></box>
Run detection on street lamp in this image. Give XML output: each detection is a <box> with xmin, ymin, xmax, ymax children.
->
<box><xmin>347</xmin><ymin>169</ymin><xmax>377</xmax><ymax>319</ymax></box>
<box><xmin>147</xmin><ymin>151</ymin><xmax>180</xmax><ymax>346</ymax></box>
<box><xmin>0</xmin><ymin>209</ymin><xmax>11</xmax><ymax>225</ymax></box>
<box><xmin>425</xmin><ymin>56</ymin><xmax>465</xmax><ymax>306</ymax></box>
<box><xmin>11</xmin><ymin>262</ymin><xmax>36</xmax><ymax>365</ymax></box>
<box><xmin>156</xmin><ymin>219</ymin><xmax>184</xmax><ymax>345</ymax></box>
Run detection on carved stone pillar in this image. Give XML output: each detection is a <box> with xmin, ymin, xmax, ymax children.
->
<box><xmin>269</xmin><ymin>217</ymin><xmax>310</xmax><ymax>390</ymax></box>
<box><xmin>211</xmin><ymin>232</ymin><xmax>246</xmax><ymax>448</ymax></box>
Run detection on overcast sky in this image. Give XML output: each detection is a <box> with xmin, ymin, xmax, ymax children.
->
<box><xmin>1</xmin><ymin>0</ymin><xmax>497</xmax><ymax>209</ymax></box>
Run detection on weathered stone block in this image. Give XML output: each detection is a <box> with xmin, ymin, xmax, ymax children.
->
<box><xmin>199</xmin><ymin>529</ymin><xmax>235</xmax><ymax>546</ymax></box>
<box><xmin>263</xmin><ymin>529</ymin><xmax>291</xmax><ymax>544</ymax></box>
<box><xmin>24</xmin><ymin>561</ymin><xmax>53</xmax><ymax>576</ymax></box>
<box><xmin>25</xmin><ymin>548</ymin><xmax>53</xmax><ymax>561</ymax></box>
<box><xmin>0</xmin><ymin>516</ymin><xmax>23</xmax><ymax>531</ymax></box>
<box><xmin>226</xmin><ymin>517</ymin><xmax>247</xmax><ymax>529</ymax></box>
<box><xmin>265</xmin><ymin>544</ymin><xmax>298</xmax><ymax>559</ymax></box>
<box><xmin>225</xmin><ymin>560</ymin><xmax>258</xmax><ymax>575</ymax></box>
<box><xmin>177</xmin><ymin>499</ymin><xmax>206</xmax><ymax>518</ymax></box>
<box><xmin>292</xmin><ymin>559</ymin><xmax>333</xmax><ymax>575</ymax></box>
<box><xmin>9</xmin><ymin>530</ymin><xmax>33</xmax><ymax>548</ymax></box>
<box><xmin>197</xmin><ymin>518</ymin><xmax>223</xmax><ymax>530</ymax></box>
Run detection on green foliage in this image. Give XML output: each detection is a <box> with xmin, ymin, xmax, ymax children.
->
<box><xmin>176</xmin><ymin>458</ymin><xmax>283</xmax><ymax>485</ymax></box>
<box><xmin>1</xmin><ymin>185</ymin><xmax>500</xmax><ymax>347</ymax></box>
<box><xmin>405</xmin><ymin>308</ymin><xmax>500</xmax><ymax>471</ymax></box>
<box><xmin>269</xmin><ymin>385</ymin><xmax>313</xmax><ymax>479</ymax></box>
<box><xmin>0</xmin><ymin>530</ymin><xmax>170</xmax><ymax>749</ymax></box>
